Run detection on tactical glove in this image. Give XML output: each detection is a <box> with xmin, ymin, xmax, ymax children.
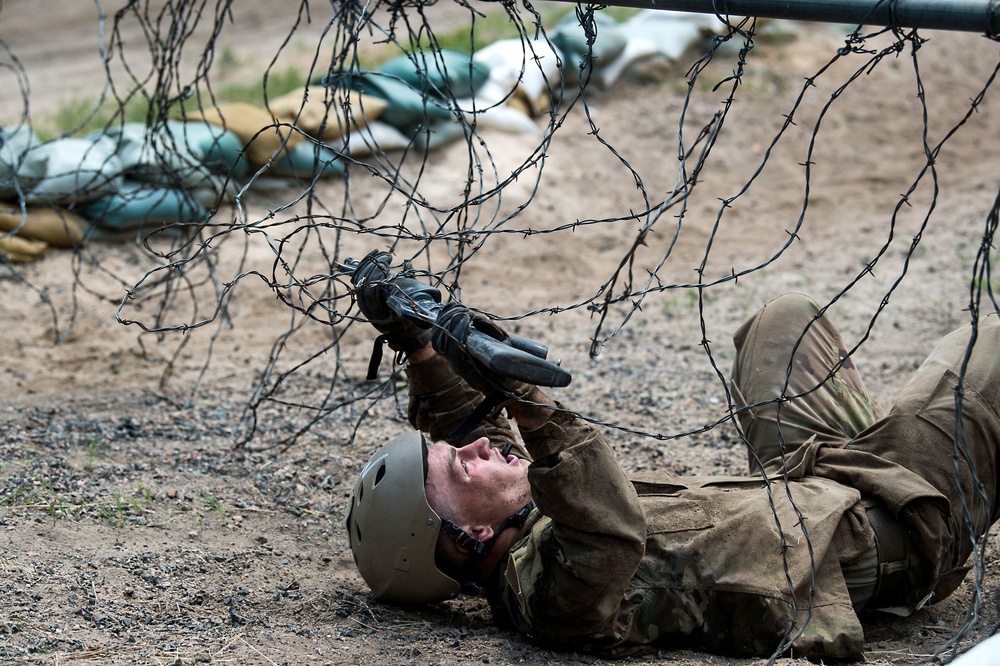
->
<box><xmin>431</xmin><ymin>302</ymin><xmax>534</xmax><ymax>402</ymax></box>
<box><xmin>351</xmin><ymin>249</ymin><xmax>441</xmax><ymax>354</ymax></box>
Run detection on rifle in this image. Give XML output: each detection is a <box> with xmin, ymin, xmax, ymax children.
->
<box><xmin>342</xmin><ymin>256</ymin><xmax>571</xmax><ymax>388</ymax></box>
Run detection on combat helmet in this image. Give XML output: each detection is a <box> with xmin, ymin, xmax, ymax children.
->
<box><xmin>345</xmin><ymin>432</ymin><xmax>461</xmax><ymax>604</ymax></box>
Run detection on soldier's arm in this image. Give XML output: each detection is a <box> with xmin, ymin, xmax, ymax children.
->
<box><xmin>498</xmin><ymin>402</ymin><xmax>647</xmax><ymax>640</ymax></box>
<box><xmin>405</xmin><ymin>342</ymin><xmax>527</xmax><ymax>455</ymax></box>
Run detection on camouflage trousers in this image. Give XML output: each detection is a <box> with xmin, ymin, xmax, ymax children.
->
<box><xmin>731</xmin><ymin>293</ymin><xmax>1000</xmax><ymax>609</ymax></box>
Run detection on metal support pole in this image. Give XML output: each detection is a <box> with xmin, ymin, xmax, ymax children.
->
<box><xmin>543</xmin><ymin>0</ymin><xmax>1000</xmax><ymax>35</ymax></box>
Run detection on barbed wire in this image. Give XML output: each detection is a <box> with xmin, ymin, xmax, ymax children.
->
<box><xmin>2</xmin><ymin>0</ymin><xmax>1000</xmax><ymax>662</ymax></box>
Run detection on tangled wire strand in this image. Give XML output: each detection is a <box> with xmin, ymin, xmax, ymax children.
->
<box><xmin>3</xmin><ymin>0</ymin><xmax>1000</xmax><ymax>662</ymax></box>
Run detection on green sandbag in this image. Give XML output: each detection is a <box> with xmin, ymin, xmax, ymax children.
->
<box><xmin>78</xmin><ymin>180</ymin><xmax>208</xmax><ymax>233</ymax></box>
<box><xmin>410</xmin><ymin>120</ymin><xmax>468</xmax><ymax>153</ymax></box>
<box><xmin>269</xmin><ymin>141</ymin><xmax>345</xmax><ymax>179</ymax></box>
<box><xmin>89</xmin><ymin>122</ymin><xmax>244</xmax><ymax>196</ymax></box>
<box><xmin>316</xmin><ymin>70</ymin><xmax>452</xmax><ymax>131</ymax></box>
<box><xmin>379</xmin><ymin>49</ymin><xmax>490</xmax><ymax>100</ymax></box>
<box><xmin>550</xmin><ymin>11</ymin><xmax>627</xmax><ymax>83</ymax></box>
<box><xmin>165</xmin><ymin>120</ymin><xmax>249</xmax><ymax>180</ymax></box>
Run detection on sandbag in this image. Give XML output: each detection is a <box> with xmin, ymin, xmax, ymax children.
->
<box><xmin>0</xmin><ymin>125</ymin><xmax>43</xmax><ymax>199</ymax></box>
<box><xmin>0</xmin><ymin>234</ymin><xmax>47</xmax><ymax>263</ymax></box>
<box><xmin>269</xmin><ymin>140</ymin><xmax>345</xmax><ymax>179</ymax></box>
<box><xmin>595</xmin><ymin>36</ymin><xmax>661</xmax><ymax>89</ymax></box>
<box><xmin>472</xmin><ymin>38</ymin><xmax>563</xmax><ymax>117</ymax></box>
<box><xmin>318</xmin><ymin>71</ymin><xmax>452</xmax><ymax>131</ymax></box>
<box><xmin>90</xmin><ymin>121</ymin><xmax>243</xmax><ymax>198</ymax></box>
<box><xmin>165</xmin><ymin>120</ymin><xmax>248</xmax><ymax>180</ymax></box>
<box><xmin>184</xmin><ymin>102</ymin><xmax>303</xmax><ymax>167</ymax></box>
<box><xmin>620</xmin><ymin>10</ymin><xmax>721</xmax><ymax>61</ymax></box>
<box><xmin>78</xmin><ymin>180</ymin><xmax>208</xmax><ymax>234</ymax></box>
<box><xmin>460</xmin><ymin>104</ymin><xmax>539</xmax><ymax>135</ymax></box>
<box><xmin>410</xmin><ymin>120</ymin><xmax>468</xmax><ymax>152</ymax></box>
<box><xmin>0</xmin><ymin>208</ymin><xmax>86</xmax><ymax>248</ymax></box>
<box><xmin>549</xmin><ymin>11</ymin><xmax>627</xmax><ymax>84</ymax></box>
<box><xmin>268</xmin><ymin>87</ymin><xmax>387</xmax><ymax>141</ymax></box>
<box><xmin>379</xmin><ymin>49</ymin><xmax>490</xmax><ymax>100</ymax></box>
<box><xmin>597</xmin><ymin>11</ymin><xmax>728</xmax><ymax>87</ymax></box>
<box><xmin>20</xmin><ymin>136</ymin><xmax>124</xmax><ymax>206</ymax></box>
<box><xmin>335</xmin><ymin>120</ymin><xmax>412</xmax><ymax>157</ymax></box>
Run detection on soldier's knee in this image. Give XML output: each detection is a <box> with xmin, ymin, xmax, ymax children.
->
<box><xmin>764</xmin><ymin>293</ymin><xmax>821</xmax><ymax>320</ymax></box>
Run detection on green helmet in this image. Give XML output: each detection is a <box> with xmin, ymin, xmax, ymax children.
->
<box><xmin>345</xmin><ymin>431</ymin><xmax>461</xmax><ymax>604</ymax></box>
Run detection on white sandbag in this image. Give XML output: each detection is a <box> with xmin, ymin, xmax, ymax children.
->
<box><xmin>0</xmin><ymin>125</ymin><xmax>43</xmax><ymax>199</ymax></box>
<box><xmin>621</xmin><ymin>10</ymin><xmax>725</xmax><ymax>62</ymax></box>
<box><xmin>459</xmin><ymin>102</ymin><xmax>539</xmax><ymax>135</ymax></box>
<box><xmin>596</xmin><ymin>37</ymin><xmax>661</xmax><ymax>89</ymax></box>
<box><xmin>334</xmin><ymin>120</ymin><xmax>411</xmax><ymax>157</ymax></box>
<box><xmin>472</xmin><ymin>38</ymin><xmax>563</xmax><ymax>110</ymax></box>
<box><xmin>23</xmin><ymin>136</ymin><xmax>123</xmax><ymax>206</ymax></box>
<box><xmin>594</xmin><ymin>10</ymin><xmax>735</xmax><ymax>88</ymax></box>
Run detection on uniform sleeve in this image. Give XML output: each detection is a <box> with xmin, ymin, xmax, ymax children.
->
<box><xmin>499</xmin><ymin>408</ymin><xmax>646</xmax><ymax>640</ymax></box>
<box><xmin>404</xmin><ymin>354</ymin><xmax>525</xmax><ymax>455</ymax></box>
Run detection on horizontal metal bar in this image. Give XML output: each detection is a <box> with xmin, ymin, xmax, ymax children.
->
<box><xmin>544</xmin><ymin>0</ymin><xmax>1000</xmax><ymax>34</ymax></box>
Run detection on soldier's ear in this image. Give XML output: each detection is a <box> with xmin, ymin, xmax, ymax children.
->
<box><xmin>468</xmin><ymin>524</ymin><xmax>494</xmax><ymax>544</ymax></box>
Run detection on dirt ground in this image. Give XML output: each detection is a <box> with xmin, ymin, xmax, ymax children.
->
<box><xmin>3</xmin><ymin>1</ymin><xmax>1000</xmax><ymax>664</ymax></box>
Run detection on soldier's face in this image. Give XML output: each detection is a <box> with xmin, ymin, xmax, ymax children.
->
<box><xmin>424</xmin><ymin>436</ymin><xmax>531</xmax><ymax>539</ymax></box>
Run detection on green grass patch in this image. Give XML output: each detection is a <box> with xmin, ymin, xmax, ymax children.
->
<box><xmin>200</xmin><ymin>489</ymin><xmax>225</xmax><ymax>517</ymax></box>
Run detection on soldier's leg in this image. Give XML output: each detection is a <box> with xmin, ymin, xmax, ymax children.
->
<box><xmin>847</xmin><ymin>316</ymin><xmax>1000</xmax><ymax>580</ymax></box>
<box><xmin>731</xmin><ymin>293</ymin><xmax>884</xmax><ymax>475</ymax></box>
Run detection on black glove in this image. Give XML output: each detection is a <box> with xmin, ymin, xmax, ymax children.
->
<box><xmin>352</xmin><ymin>250</ymin><xmax>441</xmax><ymax>354</ymax></box>
<box><xmin>431</xmin><ymin>302</ymin><xmax>533</xmax><ymax>401</ymax></box>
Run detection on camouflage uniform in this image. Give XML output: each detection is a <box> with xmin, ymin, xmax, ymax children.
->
<box><xmin>404</xmin><ymin>293</ymin><xmax>1000</xmax><ymax>659</ymax></box>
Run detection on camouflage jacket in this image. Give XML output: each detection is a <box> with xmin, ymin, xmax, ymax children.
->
<box><xmin>484</xmin><ymin>409</ymin><xmax>874</xmax><ymax>659</ymax></box>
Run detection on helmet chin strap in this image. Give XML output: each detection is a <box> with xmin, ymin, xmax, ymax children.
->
<box><xmin>440</xmin><ymin>501</ymin><xmax>536</xmax><ymax>558</ymax></box>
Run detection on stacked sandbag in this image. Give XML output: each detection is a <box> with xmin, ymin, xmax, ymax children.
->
<box><xmin>265</xmin><ymin>88</ymin><xmax>377</xmax><ymax>177</ymax></box>
<box><xmin>311</xmin><ymin>49</ymin><xmax>502</xmax><ymax>154</ymax></box>
<box><xmin>181</xmin><ymin>101</ymin><xmax>349</xmax><ymax>179</ymax></box>
<box><xmin>314</xmin><ymin>69</ymin><xmax>449</xmax><ymax>155</ymax></box>
<box><xmin>1</xmin><ymin>126</ymin><xmax>81</xmax><ymax>261</ymax></box>
<box><xmin>0</xmin><ymin>8</ymin><xmax>738</xmax><ymax>259</ymax></box>
<box><xmin>0</xmin><ymin>123</ymin><xmax>232</xmax><ymax>243</ymax></box>
<box><xmin>466</xmin><ymin>37</ymin><xmax>563</xmax><ymax>132</ymax></box>
<box><xmin>0</xmin><ymin>131</ymin><xmax>123</xmax><ymax>207</ymax></box>
<box><xmin>599</xmin><ymin>10</ymin><xmax>731</xmax><ymax>88</ymax></box>
<box><xmin>0</xmin><ymin>207</ymin><xmax>86</xmax><ymax>263</ymax></box>
<box><xmin>77</xmin><ymin>120</ymin><xmax>247</xmax><ymax>236</ymax></box>
<box><xmin>93</xmin><ymin>121</ymin><xmax>247</xmax><ymax>188</ymax></box>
